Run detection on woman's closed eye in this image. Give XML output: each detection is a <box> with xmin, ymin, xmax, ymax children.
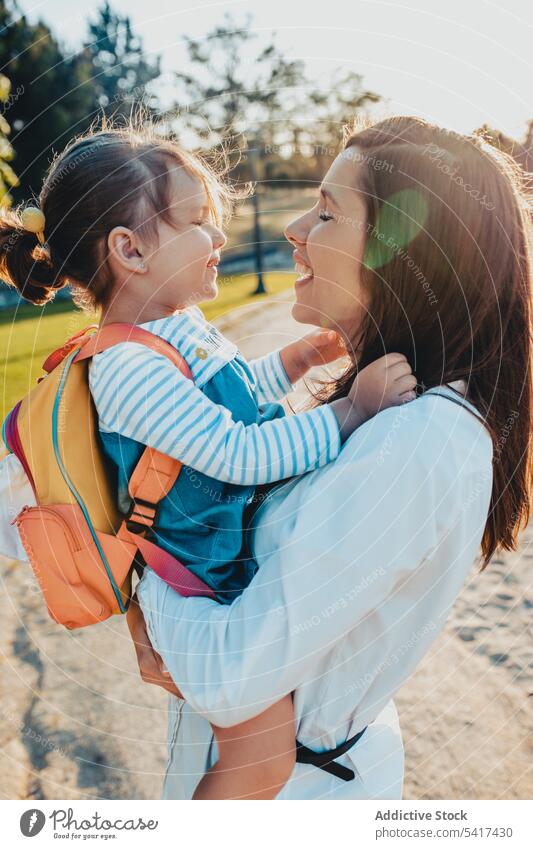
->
<box><xmin>319</xmin><ymin>209</ymin><xmax>335</xmax><ymax>222</ymax></box>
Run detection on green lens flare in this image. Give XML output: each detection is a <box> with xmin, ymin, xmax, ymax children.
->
<box><xmin>363</xmin><ymin>189</ymin><xmax>429</xmax><ymax>271</ymax></box>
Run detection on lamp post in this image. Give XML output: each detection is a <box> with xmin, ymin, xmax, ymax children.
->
<box><xmin>246</xmin><ymin>136</ymin><xmax>266</xmax><ymax>295</ymax></box>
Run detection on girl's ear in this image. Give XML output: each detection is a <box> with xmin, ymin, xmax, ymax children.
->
<box><xmin>107</xmin><ymin>226</ymin><xmax>146</xmax><ymax>274</ymax></box>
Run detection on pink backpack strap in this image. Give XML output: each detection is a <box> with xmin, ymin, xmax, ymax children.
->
<box><xmin>118</xmin><ymin>525</ymin><xmax>217</xmax><ymax>599</ymax></box>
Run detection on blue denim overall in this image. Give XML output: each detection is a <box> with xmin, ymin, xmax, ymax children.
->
<box><xmin>98</xmin><ymin>351</ymin><xmax>287</xmax><ymax>603</ymax></box>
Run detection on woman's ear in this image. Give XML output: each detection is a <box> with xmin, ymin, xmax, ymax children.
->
<box><xmin>107</xmin><ymin>226</ymin><xmax>147</xmax><ymax>274</ymax></box>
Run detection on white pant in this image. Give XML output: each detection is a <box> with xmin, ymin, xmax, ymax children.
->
<box><xmin>161</xmin><ymin>697</ymin><xmax>404</xmax><ymax>800</ymax></box>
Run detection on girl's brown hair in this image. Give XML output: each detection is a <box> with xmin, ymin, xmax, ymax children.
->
<box><xmin>0</xmin><ymin>115</ymin><xmax>237</xmax><ymax>313</ymax></box>
<box><xmin>314</xmin><ymin>115</ymin><xmax>533</xmax><ymax>568</ymax></box>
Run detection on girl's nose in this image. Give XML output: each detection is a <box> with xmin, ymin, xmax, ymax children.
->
<box><xmin>212</xmin><ymin>225</ymin><xmax>227</xmax><ymax>250</ymax></box>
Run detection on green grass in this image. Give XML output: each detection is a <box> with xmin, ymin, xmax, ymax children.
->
<box><xmin>0</xmin><ymin>271</ymin><xmax>294</xmax><ymax>422</ymax></box>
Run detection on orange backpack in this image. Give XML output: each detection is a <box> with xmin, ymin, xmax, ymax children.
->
<box><xmin>1</xmin><ymin>322</ymin><xmax>215</xmax><ymax>629</ymax></box>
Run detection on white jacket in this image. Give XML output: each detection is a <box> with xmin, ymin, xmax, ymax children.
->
<box><xmin>120</xmin><ymin>386</ymin><xmax>494</xmax><ymax>798</ymax></box>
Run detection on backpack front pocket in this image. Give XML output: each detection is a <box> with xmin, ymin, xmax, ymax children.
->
<box><xmin>13</xmin><ymin>504</ymin><xmax>121</xmax><ymax>628</ymax></box>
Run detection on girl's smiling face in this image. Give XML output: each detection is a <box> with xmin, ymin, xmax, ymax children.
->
<box><xmin>146</xmin><ymin>167</ymin><xmax>227</xmax><ymax>309</ymax></box>
<box><xmin>284</xmin><ymin>150</ymin><xmax>370</xmax><ymax>340</ymax></box>
<box><xmin>105</xmin><ymin>166</ymin><xmax>227</xmax><ymax>322</ymax></box>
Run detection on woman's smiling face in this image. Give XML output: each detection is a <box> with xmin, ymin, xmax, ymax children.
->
<box><xmin>284</xmin><ymin>149</ymin><xmax>370</xmax><ymax>339</ymax></box>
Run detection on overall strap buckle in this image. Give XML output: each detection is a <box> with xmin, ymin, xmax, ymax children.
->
<box><xmin>124</xmin><ymin>496</ymin><xmax>158</xmax><ymax>535</ymax></box>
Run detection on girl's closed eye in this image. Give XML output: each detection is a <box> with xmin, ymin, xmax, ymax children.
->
<box><xmin>192</xmin><ymin>205</ymin><xmax>212</xmax><ymax>226</ymax></box>
<box><xmin>195</xmin><ymin>213</ymin><xmax>217</xmax><ymax>227</ymax></box>
<box><xmin>319</xmin><ymin>209</ymin><xmax>335</xmax><ymax>222</ymax></box>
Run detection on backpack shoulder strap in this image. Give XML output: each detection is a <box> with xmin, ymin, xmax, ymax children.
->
<box><xmin>423</xmin><ymin>388</ymin><xmax>488</xmax><ymax>430</ymax></box>
<box><xmin>75</xmin><ymin>322</ymin><xmax>195</xmax><ymax>523</ymax></box>
<box><xmin>73</xmin><ymin>322</ymin><xmax>193</xmax><ymax>379</ymax></box>
<box><xmin>41</xmin><ymin>324</ymin><xmax>99</xmax><ymax>374</ymax></box>
<box><xmin>77</xmin><ymin>324</ymin><xmax>205</xmax><ymax>591</ymax></box>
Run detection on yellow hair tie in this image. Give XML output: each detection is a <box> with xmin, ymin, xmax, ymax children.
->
<box><xmin>21</xmin><ymin>206</ymin><xmax>46</xmax><ymax>245</ymax></box>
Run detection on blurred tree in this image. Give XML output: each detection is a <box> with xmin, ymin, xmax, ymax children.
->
<box><xmin>170</xmin><ymin>12</ymin><xmax>309</xmax><ymax>295</ymax></box>
<box><xmin>171</xmin><ymin>11</ymin><xmax>306</xmax><ymax>150</ymax></box>
<box><xmin>0</xmin><ymin>72</ymin><xmax>20</xmax><ymax>206</ymax></box>
<box><xmin>305</xmin><ymin>70</ymin><xmax>380</xmax><ymax>173</ymax></box>
<box><xmin>167</xmin><ymin>12</ymin><xmax>382</xmax><ymax>293</ymax></box>
<box><xmin>169</xmin><ymin>12</ymin><xmax>381</xmax><ymax>186</ymax></box>
<box><xmin>0</xmin><ymin>0</ymin><xmax>97</xmax><ymax>200</ymax></box>
<box><xmin>85</xmin><ymin>1</ymin><xmax>161</xmax><ymax>123</ymax></box>
<box><xmin>0</xmin><ymin>0</ymin><xmax>162</xmax><ymax>201</ymax></box>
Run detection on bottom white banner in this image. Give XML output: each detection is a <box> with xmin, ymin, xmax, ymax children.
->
<box><xmin>2</xmin><ymin>799</ymin><xmax>532</xmax><ymax>848</ymax></box>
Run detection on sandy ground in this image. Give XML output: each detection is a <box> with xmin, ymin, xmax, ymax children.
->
<box><xmin>1</xmin><ymin>293</ymin><xmax>531</xmax><ymax>800</ymax></box>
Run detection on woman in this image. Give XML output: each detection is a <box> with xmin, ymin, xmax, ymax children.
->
<box><xmin>128</xmin><ymin>116</ymin><xmax>532</xmax><ymax>799</ymax></box>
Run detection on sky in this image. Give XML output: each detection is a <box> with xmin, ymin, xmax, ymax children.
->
<box><xmin>13</xmin><ymin>0</ymin><xmax>533</xmax><ymax>141</ymax></box>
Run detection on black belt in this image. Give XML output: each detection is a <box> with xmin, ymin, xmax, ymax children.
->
<box><xmin>295</xmin><ymin>725</ymin><xmax>368</xmax><ymax>782</ymax></box>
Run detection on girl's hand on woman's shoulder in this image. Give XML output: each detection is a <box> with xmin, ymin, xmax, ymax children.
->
<box><xmin>348</xmin><ymin>353</ymin><xmax>417</xmax><ymax>422</ymax></box>
<box><xmin>301</xmin><ymin>328</ymin><xmax>348</xmax><ymax>367</ymax></box>
<box><xmin>280</xmin><ymin>329</ymin><xmax>347</xmax><ymax>384</ymax></box>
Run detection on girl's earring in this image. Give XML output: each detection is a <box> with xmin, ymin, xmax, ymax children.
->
<box><xmin>139</xmin><ymin>260</ymin><xmax>147</xmax><ymax>271</ymax></box>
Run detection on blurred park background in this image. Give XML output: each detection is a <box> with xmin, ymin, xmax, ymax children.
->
<box><xmin>0</xmin><ymin>0</ymin><xmax>532</xmax><ymax>800</ymax></box>
<box><xmin>1</xmin><ymin>0</ymin><xmax>533</xmax><ymax>420</ymax></box>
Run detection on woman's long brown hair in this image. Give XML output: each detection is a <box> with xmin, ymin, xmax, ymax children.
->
<box><xmin>313</xmin><ymin>116</ymin><xmax>533</xmax><ymax>569</ymax></box>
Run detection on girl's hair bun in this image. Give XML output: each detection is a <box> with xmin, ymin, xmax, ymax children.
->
<box><xmin>0</xmin><ymin>206</ymin><xmax>68</xmax><ymax>305</ymax></box>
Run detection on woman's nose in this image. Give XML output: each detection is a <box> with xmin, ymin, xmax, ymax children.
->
<box><xmin>284</xmin><ymin>214</ymin><xmax>308</xmax><ymax>246</ymax></box>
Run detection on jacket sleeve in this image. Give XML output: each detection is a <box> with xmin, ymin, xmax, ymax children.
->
<box><xmin>137</xmin><ymin>404</ymin><xmax>455</xmax><ymax>726</ymax></box>
<box><xmin>89</xmin><ymin>342</ymin><xmax>340</xmax><ymax>486</ymax></box>
<box><xmin>248</xmin><ymin>349</ymin><xmax>295</xmax><ymax>404</ymax></box>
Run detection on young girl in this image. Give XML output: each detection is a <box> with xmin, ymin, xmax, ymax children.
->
<box><xmin>0</xmin><ymin>123</ymin><xmax>416</xmax><ymax>799</ymax></box>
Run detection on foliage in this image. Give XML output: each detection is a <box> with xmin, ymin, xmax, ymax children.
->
<box><xmin>168</xmin><ymin>12</ymin><xmax>380</xmax><ymax>187</ymax></box>
<box><xmin>0</xmin><ymin>72</ymin><xmax>19</xmax><ymax>206</ymax></box>
<box><xmin>0</xmin><ymin>1</ymin><xmax>96</xmax><ymax>201</ymax></box>
<box><xmin>85</xmin><ymin>0</ymin><xmax>161</xmax><ymax>124</ymax></box>
<box><xmin>0</xmin><ymin>0</ymin><xmax>162</xmax><ymax>202</ymax></box>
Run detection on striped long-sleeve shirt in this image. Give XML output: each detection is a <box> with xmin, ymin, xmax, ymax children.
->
<box><xmin>88</xmin><ymin>307</ymin><xmax>341</xmax><ymax>487</ymax></box>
